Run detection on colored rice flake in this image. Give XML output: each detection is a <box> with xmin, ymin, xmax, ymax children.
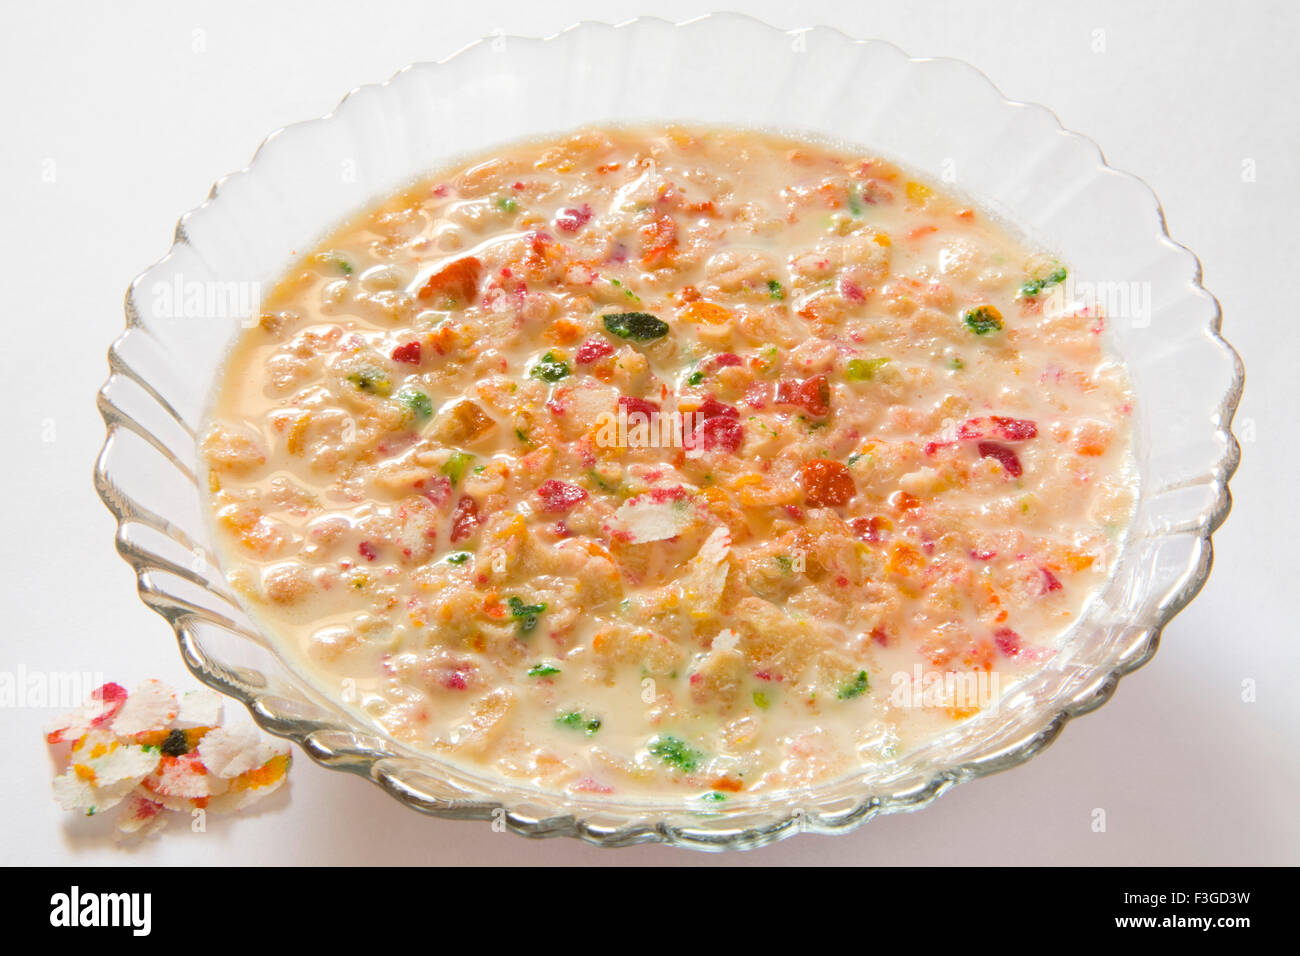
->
<box><xmin>111</xmin><ymin>679</ymin><xmax>180</xmax><ymax>738</ymax></box>
<box><xmin>195</xmin><ymin>724</ymin><xmax>266</xmax><ymax>778</ymax></box>
<box><xmin>141</xmin><ymin>751</ymin><xmax>218</xmax><ymax>809</ymax></box>
<box><xmin>683</xmin><ymin>397</ymin><xmax>744</xmax><ymax>454</ymax></box>
<box><xmin>175</xmin><ymin>689</ymin><xmax>223</xmax><ymax>728</ymax></box>
<box><xmin>207</xmin><ymin>750</ymin><xmax>292</xmax><ymax>813</ymax></box>
<box><xmin>46</xmin><ymin>680</ymin><xmax>292</xmax><ymax>840</ymax></box>
<box><xmin>604</xmin><ymin>486</ymin><xmax>698</xmax><ymax>543</ymax></box>
<box><xmin>197</xmin><ymin>723</ymin><xmax>292</xmax><ymax>808</ymax></box>
<box><xmin>52</xmin><ymin>729</ymin><xmax>161</xmax><ymax>816</ymax></box>
<box><xmin>680</xmin><ymin>526</ymin><xmax>732</xmax><ymax>615</ymax></box>
<box><xmin>44</xmin><ymin>681</ymin><xmax>127</xmax><ymax>744</ymax></box>
<box><xmin>117</xmin><ymin>792</ymin><xmax>168</xmax><ymax>838</ymax></box>
<box><xmin>536</xmin><ymin>478</ymin><xmax>588</xmax><ymax>513</ymax></box>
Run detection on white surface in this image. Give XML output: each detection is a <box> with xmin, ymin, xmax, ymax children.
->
<box><xmin>1</xmin><ymin>0</ymin><xmax>1294</xmax><ymax>865</ymax></box>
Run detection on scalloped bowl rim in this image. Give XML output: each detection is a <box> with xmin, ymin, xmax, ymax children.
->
<box><xmin>95</xmin><ymin>13</ymin><xmax>1243</xmax><ymax>850</ymax></box>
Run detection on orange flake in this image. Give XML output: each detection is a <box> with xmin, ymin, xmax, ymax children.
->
<box><xmin>639</xmin><ymin>214</ymin><xmax>678</xmax><ymax>268</ymax></box>
<box><xmin>544</xmin><ymin>318</ymin><xmax>584</xmax><ymax>345</ymax></box>
<box><xmin>904</xmin><ymin>181</ymin><xmax>932</xmax><ymax>204</ymax></box>
<box><xmin>887</xmin><ymin>543</ymin><xmax>924</xmax><ymax>577</ymax></box>
<box><xmin>681</xmin><ymin>300</ymin><xmax>734</xmax><ymax>326</ymax></box>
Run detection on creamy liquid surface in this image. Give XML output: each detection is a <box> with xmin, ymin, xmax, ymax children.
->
<box><xmin>201</xmin><ymin>126</ymin><xmax>1135</xmax><ymax>798</ymax></box>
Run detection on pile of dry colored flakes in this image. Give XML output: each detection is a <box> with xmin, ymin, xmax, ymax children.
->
<box><xmin>46</xmin><ymin>680</ymin><xmax>290</xmax><ymax>838</ymax></box>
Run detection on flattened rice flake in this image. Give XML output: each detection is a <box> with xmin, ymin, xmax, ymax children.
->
<box><xmin>45</xmin><ymin>681</ymin><xmax>291</xmax><ymax>838</ymax></box>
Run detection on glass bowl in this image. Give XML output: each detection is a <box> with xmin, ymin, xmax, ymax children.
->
<box><xmin>94</xmin><ymin>14</ymin><xmax>1243</xmax><ymax>850</ymax></box>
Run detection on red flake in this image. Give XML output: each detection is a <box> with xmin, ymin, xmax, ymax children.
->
<box><xmin>684</xmin><ymin>397</ymin><xmax>744</xmax><ymax>452</ymax></box>
<box><xmin>700</xmin><ymin>416</ymin><xmax>743</xmax><ymax>452</ymax></box>
<box><xmin>959</xmin><ymin>416</ymin><xmax>1038</xmax><ymax>441</ymax></box>
<box><xmin>423</xmin><ymin>475</ymin><xmax>452</xmax><ymax>507</ymax></box>
<box><xmin>840</xmin><ymin>278</ymin><xmax>866</xmax><ymax>302</ymax></box>
<box><xmin>576</xmin><ymin>338</ymin><xmax>614</xmax><ymax>364</ymax></box>
<box><xmin>618</xmin><ymin>395</ymin><xmax>660</xmax><ymax>418</ymax></box>
<box><xmin>870</xmin><ymin>626</ymin><xmax>889</xmax><ymax>647</ymax></box>
<box><xmin>742</xmin><ymin>382</ymin><xmax>771</xmax><ymax>409</ymax></box>
<box><xmin>849</xmin><ymin>516</ymin><xmax>890</xmax><ymax>543</ymax></box>
<box><xmin>992</xmin><ymin>416</ymin><xmax>1038</xmax><ymax>440</ymax></box>
<box><xmin>646</xmin><ymin>485</ymin><xmax>689</xmax><ymax>505</ymax></box>
<box><xmin>61</xmin><ymin>682</ymin><xmax>130</xmax><ymax>737</ymax></box>
<box><xmin>970</xmin><ymin>548</ymin><xmax>998</xmax><ymax>561</ymax></box>
<box><xmin>536</xmin><ymin>479</ymin><xmax>588</xmax><ymax>513</ymax></box>
<box><xmin>93</xmin><ymin>682</ymin><xmax>128</xmax><ymax>713</ymax></box>
<box><xmin>697</xmin><ymin>397</ymin><xmax>739</xmax><ymax>420</ymax></box>
<box><xmin>1040</xmin><ymin>567</ymin><xmax>1063</xmax><ymax>593</ymax></box>
<box><xmin>783</xmin><ymin>505</ymin><xmax>804</xmax><ymax>521</ymax></box>
<box><xmin>391</xmin><ymin>341</ymin><xmax>422</xmax><ymax>365</ymax></box>
<box><xmin>707</xmin><ymin>352</ymin><xmax>743</xmax><ymax>369</ymax></box>
<box><xmin>441</xmin><ymin>670</ymin><xmax>470</xmax><ymax>691</ymax></box>
<box><xmin>133</xmin><ymin>798</ymin><xmax>163</xmax><ymax>820</ymax></box>
<box><xmin>775</xmin><ymin>374</ymin><xmax>831</xmax><ymax>418</ymax></box>
<box><xmin>555</xmin><ymin>203</ymin><xmax>593</xmax><ymax>233</ymax></box>
<box><xmin>994</xmin><ymin>628</ymin><xmax>1021</xmax><ymax>657</ymax></box>
<box><xmin>573</xmin><ymin>777</ymin><xmax>614</xmax><ymax>794</ymax></box>
<box><xmin>358</xmin><ymin>541</ymin><xmax>377</xmax><ymax>562</ymax></box>
<box><xmin>572</xmin><ymin>440</ymin><xmax>596</xmax><ymax>468</ymax></box>
<box><xmin>977</xmin><ymin>441</ymin><xmax>1023</xmax><ymax>477</ymax></box>
<box><xmin>450</xmin><ymin>496</ymin><xmax>479</xmax><ymax>543</ymax></box>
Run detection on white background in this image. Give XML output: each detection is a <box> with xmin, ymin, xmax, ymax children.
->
<box><xmin>1</xmin><ymin>0</ymin><xmax>1294</xmax><ymax>866</ymax></box>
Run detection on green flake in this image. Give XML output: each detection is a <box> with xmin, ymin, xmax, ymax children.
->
<box><xmin>846</xmin><ymin>357</ymin><xmax>891</xmax><ymax>381</ymax></box>
<box><xmin>530</xmin><ymin>351</ymin><xmax>571</xmax><ymax>383</ymax></box>
<box><xmin>507</xmin><ymin>596</ymin><xmax>547</xmax><ymax>634</ymax></box>
<box><xmin>398</xmin><ymin>388</ymin><xmax>433</xmax><ymax>419</ymax></box>
<box><xmin>838</xmin><ymin>670</ymin><xmax>870</xmax><ymax>700</ymax></box>
<box><xmin>347</xmin><ymin>367</ymin><xmax>391</xmax><ymax>396</ymax></box>
<box><xmin>440</xmin><ymin>451</ymin><xmax>474</xmax><ymax>485</ymax></box>
<box><xmin>603</xmin><ymin>312</ymin><xmax>669</xmax><ymax>341</ymax></box>
<box><xmin>963</xmin><ymin>306</ymin><xmax>1004</xmax><ymax>336</ymax></box>
<box><xmin>1019</xmin><ymin>266</ymin><xmax>1067</xmax><ymax>298</ymax></box>
<box><xmin>648</xmin><ymin>735</ymin><xmax>701</xmax><ymax>773</ymax></box>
